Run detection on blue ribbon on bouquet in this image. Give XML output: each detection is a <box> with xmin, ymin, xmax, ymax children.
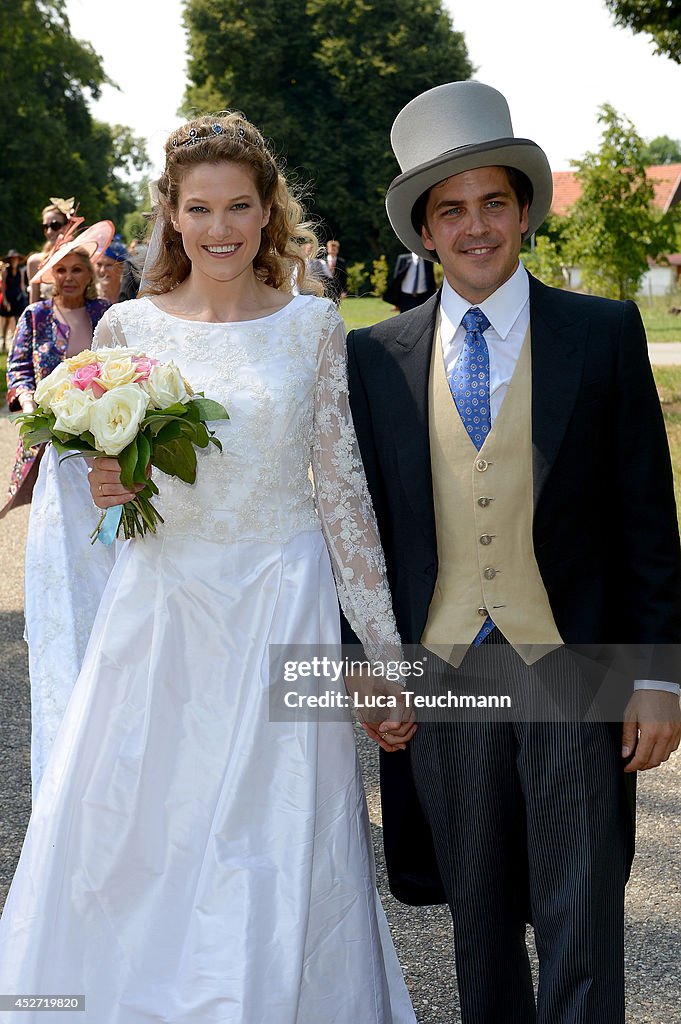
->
<box><xmin>97</xmin><ymin>505</ymin><xmax>123</xmax><ymax>546</ymax></box>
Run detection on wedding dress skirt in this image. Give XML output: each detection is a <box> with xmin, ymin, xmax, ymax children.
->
<box><xmin>24</xmin><ymin>446</ymin><xmax>117</xmax><ymax>798</ymax></box>
<box><xmin>0</xmin><ymin>295</ymin><xmax>415</xmax><ymax>1023</ymax></box>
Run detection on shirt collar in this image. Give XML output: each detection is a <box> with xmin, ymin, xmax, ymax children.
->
<box><xmin>440</xmin><ymin>261</ymin><xmax>529</xmax><ymax>342</ymax></box>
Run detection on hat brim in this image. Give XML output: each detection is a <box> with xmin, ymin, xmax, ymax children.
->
<box><xmin>30</xmin><ymin>220</ymin><xmax>115</xmax><ymax>285</ymax></box>
<box><xmin>385</xmin><ymin>138</ymin><xmax>553</xmax><ymax>261</ymax></box>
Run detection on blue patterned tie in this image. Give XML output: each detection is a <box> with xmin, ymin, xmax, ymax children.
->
<box><xmin>449</xmin><ymin>307</ymin><xmax>495</xmax><ymax>644</ymax></box>
<box><xmin>448</xmin><ymin>307</ymin><xmax>491</xmax><ymax>449</ymax></box>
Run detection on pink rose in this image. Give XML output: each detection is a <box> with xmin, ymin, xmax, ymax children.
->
<box><xmin>71</xmin><ymin>363</ymin><xmax>103</xmax><ymax>391</ymax></box>
<box><xmin>133</xmin><ymin>357</ymin><xmax>159</xmax><ymax>382</ymax></box>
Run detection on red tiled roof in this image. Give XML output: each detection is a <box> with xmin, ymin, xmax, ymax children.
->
<box><xmin>550</xmin><ymin>164</ymin><xmax>681</xmax><ymax>216</ymax></box>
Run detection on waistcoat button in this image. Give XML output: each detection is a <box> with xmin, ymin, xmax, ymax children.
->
<box><xmin>479</xmin><ymin>534</ymin><xmax>493</xmax><ymax>546</ymax></box>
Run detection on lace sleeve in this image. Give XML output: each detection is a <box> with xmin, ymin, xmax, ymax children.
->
<box><xmin>312</xmin><ymin>309</ymin><xmax>401</xmax><ymax>662</ymax></box>
<box><xmin>92</xmin><ymin>306</ymin><xmax>129</xmax><ymax>350</ymax></box>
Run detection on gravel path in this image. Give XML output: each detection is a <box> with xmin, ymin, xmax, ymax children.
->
<box><xmin>0</xmin><ymin>408</ymin><xmax>678</xmax><ymax>1023</ymax></box>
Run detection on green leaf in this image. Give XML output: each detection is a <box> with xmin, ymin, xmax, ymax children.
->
<box><xmin>21</xmin><ymin>427</ymin><xmax>54</xmax><ymax>447</ymax></box>
<box><xmin>134</xmin><ymin>431</ymin><xmax>152</xmax><ymax>484</ymax></box>
<box><xmin>183</xmin><ymin>401</ymin><xmax>201</xmax><ymax>423</ymax></box>
<box><xmin>190</xmin><ymin>397</ymin><xmax>229</xmax><ymax>422</ymax></box>
<box><xmin>144</xmin><ymin>414</ymin><xmax>188</xmax><ymax>437</ymax></box>
<box><xmin>153</xmin><ymin>421</ymin><xmax>184</xmax><ymax>444</ymax></box>
<box><xmin>56</xmin><ymin>449</ymin><xmax>98</xmax><ymax>463</ymax></box>
<box><xmin>177</xmin><ymin>419</ymin><xmax>206</xmax><ymax>443</ymax></box>
<box><xmin>52</xmin><ymin>439</ymin><xmax>99</xmax><ymax>456</ymax></box>
<box><xmin>193</xmin><ymin>422</ymin><xmax>210</xmax><ymax>448</ymax></box>
<box><xmin>118</xmin><ymin>438</ymin><xmax>139</xmax><ymax>489</ymax></box>
<box><xmin>142</xmin><ymin>403</ymin><xmax>189</xmax><ymax>424</ymax></box>
<box><xmin>151</xmin><ymin>437</ymin><xmax>198</xmax><ymax>483</ymax></box>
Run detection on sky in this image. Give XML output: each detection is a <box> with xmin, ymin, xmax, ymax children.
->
<box><xmin>64</xmin><ymin>0</ymin><xmax>679</xmax><ymax>176</ymax></box>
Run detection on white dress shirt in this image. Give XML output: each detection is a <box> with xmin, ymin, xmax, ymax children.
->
<box><xmin>402</xmin><ymin>253</ymin><xmax>428</xmax><ymax>295</ymax></box>
<box><xmin>440</xmin><ymin>260</ymin><xmax>528</xmax><ymax>423</ymax></box>
<box><xmin>439</xmin><ymin>261</ymin><xmax>679</xmax><ymax>697</ymax></box>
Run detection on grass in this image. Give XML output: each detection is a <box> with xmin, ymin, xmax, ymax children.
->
<box><xmin>339</xmin><ymin>296</ymin><xmax>397</xmax><ymax>331</ymax></box>
<box><xmin>638</xmin><ymin>294</ymin><xmax>681</xmax><ymax>343</ymax></box>
<box><xmin>341</xmin><ymin>293</ymin><xmax>681</xmax><ymax>341</ymax></box>
<box><xmin>654</xmin><ymin>366</ymin><xmax>681</xmax><ymax>511</ymax></box>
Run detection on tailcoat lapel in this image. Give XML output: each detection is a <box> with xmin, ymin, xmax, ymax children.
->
<box><xmin>384</xmin><ymin>293</ymin><xmax>439</xmax><ymax>550</ymax></box>
<box><xmin>529</xmin><ymin>275</ymin><xmax>588</xmax><ymax>508</ymax></box>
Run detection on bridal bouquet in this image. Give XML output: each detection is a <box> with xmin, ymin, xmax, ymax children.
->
<box><xmin>15</xmin><ymin>348</ymin><xmax>228</xmax><ymax>542</ymax></box>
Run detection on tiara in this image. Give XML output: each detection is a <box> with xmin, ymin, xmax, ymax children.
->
<box><xmin>172</xmin><ymin>122</ymin><xmax>246</xmax><ymax>148</ymax></box>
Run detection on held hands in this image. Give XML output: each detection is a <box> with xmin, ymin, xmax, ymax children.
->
<box><xmin>621</xmin><ymin>690</ymin><xmax>681</xmax><ymax>772</ymax></box>
<box><xmin>344</xmin><ymin>670</ymin><xmax>417</xmax><ymax>753</ymax></box>
<box><xmin>88</xmin><ymin>457</ymin><xmax>145</xmax><ymax>509</ymax></box>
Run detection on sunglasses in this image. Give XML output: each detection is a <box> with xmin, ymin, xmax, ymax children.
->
<box><xmin>42</xmin><ymin>220</ymin><xmax>66</xmax><ymax>232</ymax></box>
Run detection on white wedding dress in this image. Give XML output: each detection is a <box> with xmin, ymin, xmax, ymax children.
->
<box><xmin>0</xmin><ymin>294</ymin><xmax>416</xmax><ymax>1024</ymax></box>
<box><xmin>24</xmin><ymin>449</ymin><xmax>118</xmax><ymax>800</ymax></box>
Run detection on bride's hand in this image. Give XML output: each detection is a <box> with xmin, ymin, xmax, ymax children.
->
<box><xmin>88</xmin><ymin>457</ymin><xmax>144</xmax><ymax>508</ymax></box>
<box><xmin>345</xmin><ymin>671</ymin><xmax>417</xmax><ymax>753</ymax></box>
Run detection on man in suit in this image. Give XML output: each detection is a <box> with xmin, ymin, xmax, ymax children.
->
<box><xmin>345</xmin><ymin>82</ymin><xmax>681</xmax><ymax>1023</ymax></box>
<box><xmin>384</xmin><ymin>251</ymin><xmax>437</xmax><ymax>312</ymax></box>
<box><xmin>326</xmin><ymin>238</ymin><xmax>347</xmax><ymax>303</ymax></box>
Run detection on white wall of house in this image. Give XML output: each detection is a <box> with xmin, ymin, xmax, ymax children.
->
<box><xmin>560</xmin><ymin>265</ymin><xmax>677</xmax><ymax>296</ymax></box>
<box><xmin>639</xmin><ymin>266</ymin><xmax>676</xmax><ymax>298</ymax></box>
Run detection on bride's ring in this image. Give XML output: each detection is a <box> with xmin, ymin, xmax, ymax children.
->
<box><xmin>98</xmin><ymin>484</ymin><xmax>103</xmax><ymax>495</ymax></box>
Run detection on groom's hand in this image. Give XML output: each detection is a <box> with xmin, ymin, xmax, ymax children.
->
<box><xmin>364</xmin><ymin>717</ymin><xmax>417</xmax><ymax>752</ymax></box>
<box><xmin>345</xmin><ymin>672</ymin><xmax>417</xmax><ymax>753</ymax></box>
<box><xmin>621</xmin><ymin>690</ymin><xmax>681</xmax><ymax>772</ymax></box>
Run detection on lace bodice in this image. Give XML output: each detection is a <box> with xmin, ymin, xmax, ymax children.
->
<box><xmin>93</xmin><ymin>294</ymin><xmax>400</xmax><ymax>660</ymax></box>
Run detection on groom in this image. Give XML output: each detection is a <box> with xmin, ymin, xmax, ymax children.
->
<box><xmin>345</xmin><ymin>82</ymin><xmax>681</xmax><ymax>1022</ymax></box>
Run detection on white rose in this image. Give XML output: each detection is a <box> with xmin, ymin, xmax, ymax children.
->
<box><xmin>143</xmin><ymin>362</ymin><xmax>190</xmax><ymax>409</ymax></box>
<box><xmin>89</xmin><ymin>383</ymin><xmax>150</xmax><ymax>456</ymax></box>
<box><xmin>34</xmin><ymin>362</ymin><xmax>72</xmax><ymax>411</ymax></box>
<box><xmin>94</xmin><ymin>345</ymin><xmax>135</xmax><ymax>360</ymax></box>
<box><xmin>64</xmin><ymin>348</ymin><xmax>98</xmax><ymax>371</ymax></box>
<box><xmin>97</xmin><ymin>354</ymin><xmax>138</xmax><ymax>390</ymax></box>
<box><xmin>51</xmin><ymin>387</ymin><xmax>95</xmax><ymax>436</ymax></box>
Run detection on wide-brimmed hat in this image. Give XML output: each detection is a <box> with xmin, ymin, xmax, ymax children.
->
<box><xmin>385</xmin><ymin>81</ymin><xmax>553</xmax><ymax>261</ymax></box>
<box><xmin>30</xmin><ymin>220</ymin><xmax>115</xmax><ymax>285</ymax></box>
<box><xmin>2</xmin><ymin>249</ymin><xmax>26</xmax><ymax>262</ymax></box>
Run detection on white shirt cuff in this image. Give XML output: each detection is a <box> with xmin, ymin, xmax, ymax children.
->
<box><xmin>633</xmin><ymin>679</ymin><xmax>681</xmax><ymax>697</ymax></box>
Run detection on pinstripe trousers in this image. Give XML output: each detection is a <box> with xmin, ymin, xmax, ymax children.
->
<box><xmin>409</xmin><ymin>633</ymin><xmax>629</xmax><ymax>1023</ymax></box>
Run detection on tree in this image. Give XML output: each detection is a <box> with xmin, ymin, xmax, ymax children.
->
<box><xmin>522</xmin><ymin>236</ymin><xmax>566</xmax><ymax>289</ymax></box>
<box><xmin>562</xmin><ymin>104</ymin><xmax>676</xmax><ymax>300</ymax></box>
<box><xmin>0</xmin><ymin>0</ymin><xmax>149</xmax><ymax>254</ymax></box>
<box><xmin>604</xmin><ymin>0</ymin><xmax>681</xmax><ymax>63</ymax></box>
<box><xmin>182</xmin><ymin>0</ymin><xmax>473</xmax><ymax>260</ymax></box>
<box><xmin>642</xmin><ymin>134</ymin><xmax>681</xmax><ymax>165</ymax></box>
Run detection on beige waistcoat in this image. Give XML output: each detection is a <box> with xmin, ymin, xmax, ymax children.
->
<box><xmin>421</xmin><ymin>318</ymin><xmax>563</xmax><ymax>667</ymax></box>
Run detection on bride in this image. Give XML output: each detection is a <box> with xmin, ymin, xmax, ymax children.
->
<box><xmin>0</xmin><ymin>113</ymin><xmax>416</xmax><ymax>1022</ymax></box>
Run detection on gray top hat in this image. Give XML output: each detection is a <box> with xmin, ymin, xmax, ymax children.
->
<box><xmin>386</xmin><ymin>81</ymin><xmax>553</xmax><ymax>261</ymax></box>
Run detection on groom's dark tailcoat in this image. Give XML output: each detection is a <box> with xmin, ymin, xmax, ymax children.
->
<box><xmin>344</xmin><ymin>273</ymin><xmax>681</xmax><ymax>906</ymax></box>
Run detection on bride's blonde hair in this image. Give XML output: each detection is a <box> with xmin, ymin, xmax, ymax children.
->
<box><xmin>141</xmin><ymin>112</ymin><xmax>322</xmax><ymax>297</ymax></box>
